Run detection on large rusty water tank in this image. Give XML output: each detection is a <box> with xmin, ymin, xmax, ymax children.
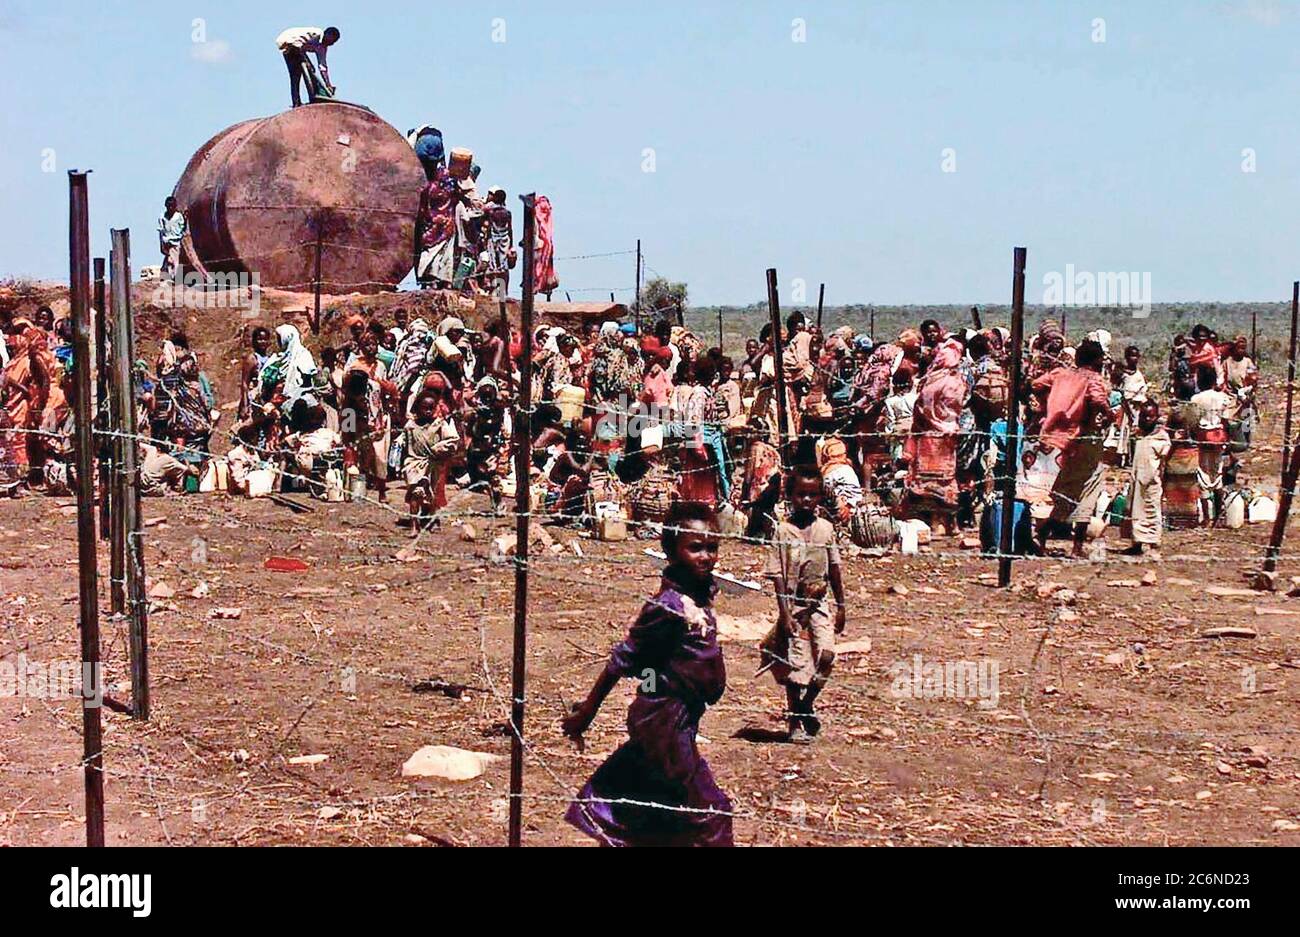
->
<box><xmin>173</xmin><ymin>102</ymin><xmax>424</xmax><ymax>294</ymax></box>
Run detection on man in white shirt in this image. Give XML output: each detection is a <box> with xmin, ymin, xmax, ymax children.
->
<box><xmin>276</xmin><ymin>26</ymin><xmax>339</xmax><ymax>107</ymax></box>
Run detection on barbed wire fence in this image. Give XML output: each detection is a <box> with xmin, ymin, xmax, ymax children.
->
<box><xmin>8</xmin><ymin>185</ymin><xmax>1300</xmax><ymax>847</ymax></box>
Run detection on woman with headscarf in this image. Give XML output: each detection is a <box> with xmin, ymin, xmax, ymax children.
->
<box><xmin>750</xmin><ymin>325</ymin><xmax>799</xmax><ymax>453</ymax></box>
<box><xmin>166</xmin><ymin>354</ymin><xmax>217</xmax><ymax>465</ymax></box>
<box><xmin>588</xmin><ymin>321</ymin><xmax>630</xmax><ymax>403</ymax></box>
<box><xmin>3</xmin><ymin>318</ymin><xmax>56</xmax><ymax>480</ymax></box>
<box><xmin>850</xmin><ymin>329</ymin><xmax>921</xmax><ymax>486</ymax></box>
<box><xmin>416</xmin><ymin>165</ymin><xmax>460</xmax><ymax>288</ymax></box>
<box><xmin>903</xmin><ymin>338</ymin><xmax>969</xmax><ymax>535</ymax></box>
<box><xmin>261</xmin><ymin>324</ymin><xmax>323</xmax><ymax>416</ymax></box>
<box><xmin>0</xmin><ymin>334</ymin><xmax>33</xmax><ymax>490</ymax></box>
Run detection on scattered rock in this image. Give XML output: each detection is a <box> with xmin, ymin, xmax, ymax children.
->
<box><xmin>190</xmin><ymin>581</ymin><xmax>210</xmax><ymax>599</ymax></box>
<box><xmin>317</xmin><ymin>806</ymin><xmax>341</xmax><ymax>820</ymax></box>
<box><xmin>1205</xmin><ymin>586</ymin><xmax>1258</xmax><ymax>598</ymax></box>
<box><xmin>288</xmin><ymin>754</ymin><xmax>329</xmax><ymax>767</ymax></box>
<box><xmin>714</xmin><ymin>614</ymin><xmax>769</xmax><ymax>643</ymax></box>
<box><xmin>1252</xmin><ymin>570</ymin><xmax>1278</xmax><ymax>592</ymax></box>
<box><xmin>1036</xmin><ymin>582</ymin><xmax>1067</xmax><ymax>599</ymax></box>
<box><xmin>835</xmin><ymin>638</ymin><xmax>873</xmax><ymax>656</ymax></box>
<box><xmin>208</xmin><ymin>607</ymin><xmax>243</xmax><ymax>619</ymax></box>
<box><xmin>1103</xmin><ymin>652</ymin><xmax>1126</xmax><ymax>666</ymax></box>
<box><xmin>1080</xmin><ymin>771</ymin><xmax>1117</xmax><ymax>782</ymax></box>
<box><xmin>401</xmin><ymin>745</ymin><xmax>501</xmax><ymax>781</ymax></box>
<box><xmin>459</xmin><ymin>523</ymin><xmax>477</xmax><ymax>542</ymax></box>
<box><xmin>1215</xmin><ymin>761</ymin><xmax>1233</xmax><ymax>776</ymax></box>
<box><xmin>960</xmin><ymin>537</ymin><xmax>980</xmax><ymax>549</ymax></box>
<box><xmin>1055</xmin><ymin>608</ymin><xmax>1080</xmax><ymax>624</ymax></box>
<box><xmin>1272</xmin><ymin>819</ymin><xmax>1300</xmax><ymax>833</ymax></box>
<box><xmin>1107</xmin><ymin>579</ymin><xmax>1140</xmax><ymax>588</ymax></box>
<box><xmin>404</xmin><ymin>833</ymin><xmax>429</xmax><ymax>844</ymax></box>
<box><xmin>1140</xmin><ymin>571</ymin><xmax>1158</xmax><ymax>587</ymax></box>
<box><xmin>848</xmin><ymin>726</ymin><xmax>897</xmax><ymax>740</ymax></box>
<box><xmin>395</xmin><ymin>547</ymin><xmax>421</xmax><ymax>563</ymax></box>
<box><xmin>1199</xmin><ymin>626</ymin><xmax>1258</xmax><ymax>640</ymax></box>
<box><xmin>888</xmin><ymin>584</ymin><xmax>909</xmax><ymax>596</ymax></box>
<box><xmin>147</xmin><ymin>581</ymin><xmax>175</xmax><ymax>599</ymax></box>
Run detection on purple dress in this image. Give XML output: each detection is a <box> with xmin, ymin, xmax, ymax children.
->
<box><xmin>565</xmin><ymin>567</ymin><xmax>733</xmax><ymax>846</ymax></box>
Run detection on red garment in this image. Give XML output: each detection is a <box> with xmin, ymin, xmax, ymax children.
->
<box><xmin>641</xmin><ymin>365</ymin><xmax>673</xmax><ymax>407</ymax></box>
<box><xmin>533</xmin><ymin>195</ymin><xmax>559</xmax><ymax>293</ymax></box>
<box><xmin>418</xmin><ymin>167</ymin><xmax>458</xmax><ymax>249</ymax></box>
<box><xmin>1032</xmin><ymin>367</ymin><xmax>1111</xmax><ymax>452</ymax></box>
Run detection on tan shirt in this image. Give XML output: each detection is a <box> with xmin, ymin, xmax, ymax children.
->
<box><xmin>765</xmin><ymin>517</ymin><xmax>840</xmax><ymax>598</ymax></box>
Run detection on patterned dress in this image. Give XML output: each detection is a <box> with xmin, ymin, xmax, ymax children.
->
<box><xmin>566</xmin><ymin>568</ymin><xmax>732</xmax><ymax>847</ymax></box>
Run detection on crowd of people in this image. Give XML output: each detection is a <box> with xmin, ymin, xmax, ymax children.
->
<box><xmin>0</xmin><ymin>303</ymin><xmax>1266</xmax><ymax>561</ymax></box>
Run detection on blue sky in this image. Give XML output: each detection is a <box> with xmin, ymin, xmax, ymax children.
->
<box><xmin>3</xmin><ymin>0</ymin><xmax>1299</xmax><ymax>306</ymax></box>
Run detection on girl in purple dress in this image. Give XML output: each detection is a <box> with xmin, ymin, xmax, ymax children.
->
<box><xmin>561</xmin><ymin>502</ymin><xmax>733</xmax><ymax>846</ymax></box>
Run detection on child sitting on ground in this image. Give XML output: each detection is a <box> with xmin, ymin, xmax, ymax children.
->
<box><xmin>759</xmin><ymin>464</ymin><xmax>847</xmax><ymax>744</ymax></box>
<box><xmin>561</xmin><ymin>500</ymin><xmax>732</xmax><ymax>846</ymax></box>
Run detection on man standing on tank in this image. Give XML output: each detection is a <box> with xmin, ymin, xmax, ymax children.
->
<box><xmin>276</xmin><ymin>26</ymin><xmax>339</xmax><ymax>107</ymax></box>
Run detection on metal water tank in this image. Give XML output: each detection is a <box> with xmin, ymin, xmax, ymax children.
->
<box><xmin>172</xmin><ymin>102</ymin><xmax>423</xmax><ymax>294</ymax></box>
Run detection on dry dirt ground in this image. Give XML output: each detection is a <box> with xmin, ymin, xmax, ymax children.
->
<box><xmin>2</xmin><ymin>475</ymin><xmax>1299</xmax><ymax>847</ymax></box>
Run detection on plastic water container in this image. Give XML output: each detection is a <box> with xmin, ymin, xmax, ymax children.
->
<box><xmin>1222</xmin><ymin>490</ymin><xmax>1246</xmax><ymax>529</ymax></box>
<box><xmin>324</xmin><ymin>468</ymin><xmax>345</xmax><ymax>502</ymax></box>
<box><xmin>247</xmin><ymin>467</ymin><xmax>275</xmax><ymax>498</ymax></box>
<box><xmin>1248</xmin><ymin>496</ymin><xmax>1277</xmax><ymax>524</ymax></box>
<box><xmin>556</xmin><ymin>385</ymin><xmax>586</xmax><ymax>424</ymax></box>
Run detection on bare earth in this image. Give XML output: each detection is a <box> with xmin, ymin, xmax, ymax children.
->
<box><xmin>2</xmin><ymin>473</ymin><xmax>1299</xmax><ymax>847</ymax></box>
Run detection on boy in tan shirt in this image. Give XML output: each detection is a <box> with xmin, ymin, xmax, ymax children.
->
<box><xmin>761</xmin><ymin>464</ymin><xmax>847</xmax><ymax>743</ymax></box>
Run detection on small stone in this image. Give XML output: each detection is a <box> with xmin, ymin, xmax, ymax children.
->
<box><xmin>1103</xmin><ymin>652</ymin><xmax>1126</xmax><ymax>665</ymax></box>
<box><xmin>1140</xmin><ymin>571</ymin><xmax>1158</xmax><ymax>587</ymax></box>
<box><xmin>147</xmin><ymin>581</ymin><xmax>175</xmax><ymax>599</ymax></box>
<box><xmin>288</xmin><ymin>754</ymin><xmax>329</xmax><ymax>767</ymax></box>
<box><xmin>888</xmin><ymin>584</ymin><xmax>909</xmax><ymax>596</ymax></box>
<box><xmin>401</xmin><ymin>745</ymin><xmax>501</xmax><ymax>781</ymax></box>
<box><xmin>1107</xmin><ymin>579</ymin><xmax>1140</xmax><ymax>588</ymax></box>
<box><xmin>404</xmin><ymin>833</ymin><xmax>429</xmax><ymax>844</ymax></box>
<box><xmin>1199</xmin><ymin>626</ymin><xmax>1258</xmax><ymax>640</ymax></box>
<box><xmin>1253</xmin><ymin>570</ymin><xmax>1277</xmax><ymax>592</ymax></box>
<box><xmin>1205</xmin><ymin>586</ymin><xmax>1259</xmax><ymax>598</ymax></box>
<box><xmin>1195</xmin><ymin>790</ymin><xmax>1213</xmax><ymax>800</ymax></box>
<box><xmin>459</xmin><ymin>523</ymin><xmax>477</xmax><ymax>542</ymax></box>
<box><xmin>190</xmin><ymin>581</ymin><xmax>210</xmax><ymax>599</ymax></box>
<box><xmin>1272</xmin><ymin>819</ymin><xmax>1300</xmax><ymax>832</ymax></box>
<box><xmin>208</xmin><ymin>607</ymin><xmax>243</xmax><ymax>619</ymax></box>
<box><xmin>1215</xmin><ymin>761</ymin><xmax>1233</xmax><ymax>776</ymax></box>
<box><xmin>317</xmin><ymin>806</ymin><xmax>341</xmax><ymax>820</ymax></box>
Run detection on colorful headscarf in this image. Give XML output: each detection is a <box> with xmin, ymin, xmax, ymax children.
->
<box><xmin>897</xmin><ymin>329</ymin><xmax>923</xmax><ymax>352</ymax></box>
